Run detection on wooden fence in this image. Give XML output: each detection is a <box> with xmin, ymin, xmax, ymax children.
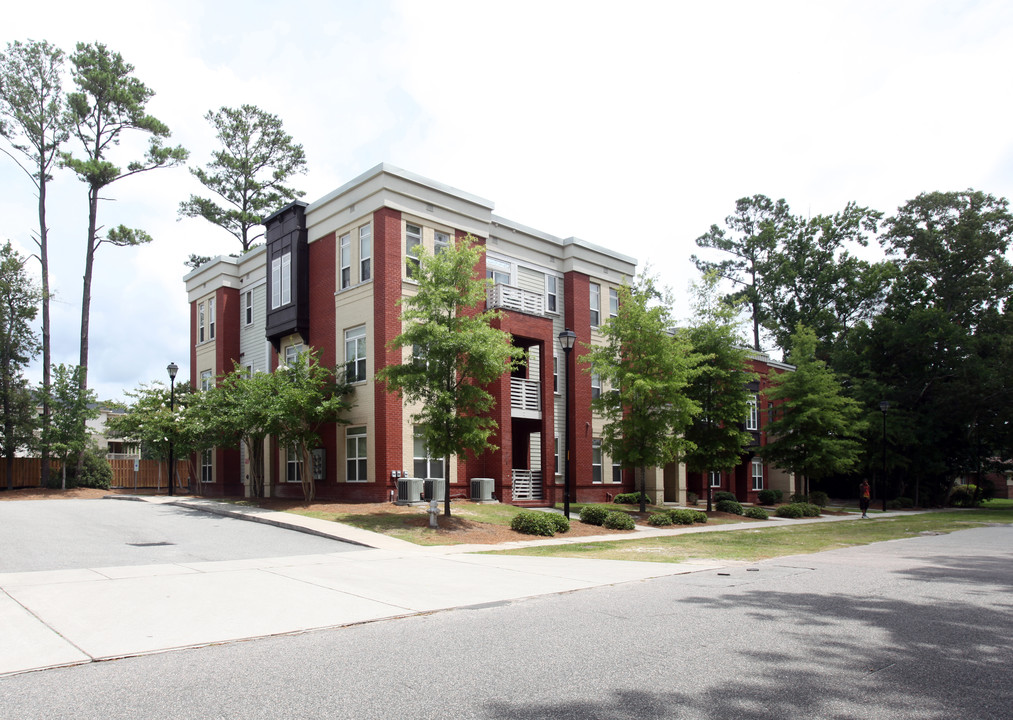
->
<box><xmin>0</xmin><ymin>457</ymin><xmax>189</xmax><ymax>491</ymax></box>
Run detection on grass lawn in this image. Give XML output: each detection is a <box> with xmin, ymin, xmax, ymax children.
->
<box><xmin>485</xmin><ymin>506</ymin><xmax>1013</xmax><ymax>563</ymax></box>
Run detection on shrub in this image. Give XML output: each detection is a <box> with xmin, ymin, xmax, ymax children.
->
<box><xmin>789</xmin><ymin>493</ymin><xmax>808</xmax><ymax>504</ymax></box>
<box><xmin>603</xmin><ymin>510</ymin><xmax>636</xmax><ymax>530</ymax></box>
<box><xmin>716</xmin><ymin>499</ymin><xmax>743</xmax><ymax>515</ymax></box>
<box><xmin>713</xmin><ymin>491</ymin><xmax>737</xmax><ymax>503</ymax></box>
<box><xmin>798</xmin><ymin>503</ymin><xmax>822</xmax><ymax>517</ymax></box>
<box><xmin>744</xmin><ymin>506</ymin><xmax>769</xmax><ymax>520</ymax></box>
<box><xmin>776</xmin><ymin>504</ymin><xmax>804</xmax><ymax>518</ymax></box>
<box><xmin>949</xmin><ymin>485</ymin><xmax>981</xmax><ymax>508</ymax></box>
<box><xmin>886</xmin><ymin>499</ymin><xmax>902</xmax><ymax>510</ymax></box>
<box><xmin>692</xmin><ymin>510</ymin><xmax>708</xmax><ymax>523</ymax></box>
<box><xmin>510</xmin><ymin>511</ymin><xmax>556</xmax><ymax>536</ymax></box>
<box><xmin>686</xmin><ymin>491</ymin><xmax>698</xmax><ymax>506</ymax></box>
<box><xmin>756</xmin><ymin>489</ymin><xmax>778</xmax><ymax>506</ymax></box>
<box><xmin>648</xmin><ymin>512</ymin><xmax>673</xmax><ymax>527</ymax></box>
<box><xmin>896</xmin><ymin>496</ymin><xmax>914</xmax><ymax>508</ymax></box>
<box><xmin>60</xmin><ymin>447</ymin><xmax>112</xmax><ymax>490</ymax></box>
<box><xmin>808</xmin><ymin>491</ymin><xmax>829</xmax><ymax>508</ymax></box>
<box><xmin>613</xmin><ymin>492</ymin><xmax>651</xmax><ymax>505</ymax></box>
<box><xmin>579</xmin><ymin>504</ymin><xmax>610</xmax><ymax>526</ymax></box>
<box><xmin>546</xmin><ymin>513</ymin><xmax>570</xmax><ymax>533</ymax></box>
<box><xmin>668</xmin><ymin>509</ymin><xmax>696</xmax><ymax>525</ymax></box>
<box><xmin>772</xmin><ymin>489</ymin><xmax>784</xmax><ymax>502</ymax></box>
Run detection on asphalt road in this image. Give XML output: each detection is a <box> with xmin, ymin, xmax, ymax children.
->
<box><xmin>0</xmin><ymin>499</ymin><xmax>362</xmax><ymax>572</ymax></box>
<box><xmin>1</xmin><ymin>522</ymin><xmax>1009</xmax><ymax>719</ymax></box>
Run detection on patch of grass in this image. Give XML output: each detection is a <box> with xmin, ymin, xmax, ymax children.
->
<box><xmin>486</xmin><ymin>508</ymin><xmax>1013</xmax><ymax>563</ymax></box>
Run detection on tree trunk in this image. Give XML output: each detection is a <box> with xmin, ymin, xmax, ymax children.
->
<box><xmin>75</xmin><ymin>186</ymin><xmax>99</xmax><ymax>480</ymax></box>
<box><xmin>301</xmin><ymin>444</ymin><xmax>314</xmax><ymax>502</ymax></box>
<box><xmin>38</xmin><ymin>177</ymin><xmax>52</xmax><ymax>489</ymax></box>
<box><xmin>443</xmin><ymin>453</ymin><xmax>451</xmax><ymax>517</ymax></box>
<box><xmin>639</xmin><ymin>465</ymin><xmax>647</xmax><ymax>513</ymax></box>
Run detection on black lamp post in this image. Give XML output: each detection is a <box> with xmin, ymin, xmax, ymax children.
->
<box><xmin>879</xmin><ymin>400</ymin><xmax>889</xmax><ymax>512</ymax></box>
<box><xmin>558</xmin><ymin>329</ymin><xmax>576</xmax><ymax>519</ymax></box>
<box><xmin>167</xmin><ymin>362</ymin><xmax>178</xmax><ymax>496</ymax></box>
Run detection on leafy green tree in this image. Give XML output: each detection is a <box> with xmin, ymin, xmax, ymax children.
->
<box><xmin>683</xmin><ymin>273</ymin><xmax>756</xmax><ymax>511</ymax></box>
<box><xmin>180</xmin><ymin>104</ymin><xmax>306</xmax><ymax>252</ymax></box>
<box><xmin>378</xmin><ymin>235</ymin><xmax>524</xmax><ymax>518</ymax></box>
<box><xmin>0</xmin><ymin>39</ymin><xmax>69</xmax><ymax>487</ymax></box>
<box><xmin>585</xmin><ymin>275</ymin><xmax>701</xmax><ymax>513</ymax></box>
<box><xmin>0</xmin><ymin>241</ymin><xmax>41</xmax><ymax>489</ymax></box>
<box><xmin>61</xmin><ymin>42</ymin><xmax>187</xmax><ymax>396</ymax></box>
<box><xmin>42</xmin><ymin>364</ymin><xmax>98</xmax><ymax>489</ymax></box>
<box><xmin>760</xmin><ymin>325</ymin><xmax>864</xmax><ymax>496</ymax></box>
<box><xmin>693</xmin><ymin>195</ymin><xmax>791</xmax><ymax>351</ymax></box>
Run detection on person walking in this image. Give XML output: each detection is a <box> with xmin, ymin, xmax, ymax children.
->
<box><xmin>859</xmin><ymin>479</ymin><xmax>871</xmax><ymax>518</ymax></box>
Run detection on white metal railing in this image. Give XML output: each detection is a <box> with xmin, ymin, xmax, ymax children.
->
<box><xmin>487</xmin><ymin>284</ymin><xmax>545</xmax><ymax>316</ymax></box>
<box><xmin>510</xmin><ymin>377</ymin><xmax>541</xmax><ymax>417</ymax></box>
<box><xmin>512</xmin><ymin>469</ymin><xmax>543</xmax><ymax>501</ymax></box>
<box><xmin>106</xmin><ymin>452</ymin><xmax>141</xmax><ymax>460</ymax></box>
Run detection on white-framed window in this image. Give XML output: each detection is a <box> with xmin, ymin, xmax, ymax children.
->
<box><xmin>243</xmin><ymin>363</ymin><xmax>254</xmax><ymax>377</ymax></box>
<box><xmin>709</xmin><ymin>470</ymin><xmax>721</xmax><ymax>488</ymax></box>
<box><xmin>286</xmin><ymin>447</ymin><xmax>302</xmax><ymax>483</ymax></box>
<box><xmin>340</xmin><ymin>233</ymin><xmax>351</xmax><ymax>289</ymax></box>
<box><xmin>406</xmin><ymin>223</ymin><xmax>422</xmax><ymax>278</ymax></box>
<box><xmin>271</xmin><ymin>251</ymin><xmax>291</xmax><ymax>309</ymax></box>
<box><xmin>434</xmin><ymin>230</ymin><xmax>450</xmax><ymax>255</ymax></box>
<box><xmin>345</xmin><ymin>326</ymin><xmax>367</xmax><ymax>383</ymax></box>
<box><xmin>487</xmin><ymin>256</ymin><xmax>511</xmax><ymax>285</ymax></box>
<box><xmin>554</xmin><ymin>436</ymin><xmax>560</xmax><ymax>476</ymax></box>
<box><xmin>208</xmin><ymin>297</ymin><xmax>216</xmax><ymax>340</ymax></box>
<box><xmin>752</xmin><ymin>458</ymin><xmax>764</xmax><ymax>491</ymax></box>
<box><xmin>592</xmin><ymin>438</ymin><xmax>602</xmax><ymax>483</ymax></box>
<box><xmin>201</xmin><ymin>449</ymin><xmax>213</xmax><ymax>483</ymax></box>
<box><xmin>413</xmin><ymin>427</ymin><xmax>445</xmax><ymax>479</ymax></box>
<box><xmin>609</xmin><ymin>287</ymin><xmax>619</xmax><ymax>318</ymax></box>
<box><xmin>589</xmin><ymin>283</ymin><xmax>601</xmax><ymax>328</ymax></box>
<box><xmin>200</xmin><ymin>369</ymin><xmax>212</xmax><ymax>392</ymax></box>
<box><xmin>612</xmin><ymin>460</ymin><xmax>622</xmax><ymax>484</ymax></box>
<box><xmin>244</xmin><ymin>290</ymin><xmax>253</xmax><ymax>325</ymax></box>
<box><xmin>553</xmin><ymin>354</ymin><xmax>559</xmax><ymax>394</ymax></box>
<box><xmin>359</xmin><ymin>224</ymin><xmax>371</xmax><ymax>282</ymax></box>
<box><xmin>285</xmin><ymin>343</ymin><xmax>304</xmax><ymax>367</ymax></box>
<box><xmin>346</xmin><ymin>426</ymin><xmax>367</xmax><ymax>482</ymax></box>
<box><xmin>746</xmin><ymin>395</ymin><xmax>759</xmax><ymax>430</ymax></box>
<box><xmin>591</xmin><ymin>373</ymin><xmax>602</xmax><ymax>400</ymax></box>
<box><xmin>546</xmin><ymin>275</ymin><xmax>558</xmax><ymax>313</ymax></box>
<box><xmin>197</xmin><ymin>302</ymin><xmax>205</xmax><ymax>343</ymax></box>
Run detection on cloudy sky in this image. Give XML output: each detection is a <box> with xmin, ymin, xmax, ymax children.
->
<box><xmin>3</xmin><ymin>0</ymin><xmax>1012</xmax><ymax>402</ymax></box>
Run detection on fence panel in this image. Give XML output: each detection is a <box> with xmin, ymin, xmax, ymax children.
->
<box><xmin>0</xmin><ymin>457</ymin><xmax>186</xmax><ymax>491</ymax></box>
<box><xmin>0</xmin><ymin>458</ymin><xmax>62</xmax><ymax>488</ymax></box>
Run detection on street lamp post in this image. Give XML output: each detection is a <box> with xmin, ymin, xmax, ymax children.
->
<box><xmin>167</xmin><ymin>362</ymin><xmax>178</xmax><ymax>497</ymax></box>
<box><xmin>558</xmin><ymin>329</ymin><xmax>576</xmax><ymax>519</ymax></box>
<box><xmin>880</xmin><ymin>400</ymin><xmax>889</xmax><ymax>513</ymax></box>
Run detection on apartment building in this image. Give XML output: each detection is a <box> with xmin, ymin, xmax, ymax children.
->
<box><xmin>185</xmin><ymin>164</ymin><xmax>794</xmax><ymax>506</ymax></box>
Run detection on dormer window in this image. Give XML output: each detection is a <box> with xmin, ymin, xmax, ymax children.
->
<box><xmin>271</xmin><ymin>251</ymin><xmax>291</xmax><ymax>309</ymax></box>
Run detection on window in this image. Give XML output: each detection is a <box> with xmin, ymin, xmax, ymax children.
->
<box><xmin>752</xmin><ymin>458</ymin><xmax>764</xmax><ymax>491</ymax></box>
<box><xmin>244</xmin><ymin>290</ymin><xmax>253</xmax><ymax>325</ymax></box>
<box><xmin>197</xmin><ymin>302</ymin><xmax>205</xmax><ymax>343</ymax></box>
<box><xmin>346</xmin><ymin>427</ymin><xmax>367</xmax><ymax>482</ymax></box>
<box><xmin>271</xmin><ymin>251</ymin><xmax>291</xmax><ymax>308</ymax></box>
<box><xmin>208</xmin><ymin>297</ymin><xmax>216</xmax><ymax>340</ymax></box>
<box><xmin>609</xmin><ymin>287</ymin><xmax>619</xmax><ymax>318</ymax></box>
<box><xmin>340</xmin><ymin>233</ymin><xmax>351</xmax><ymax>289</ymax></box>
<box><xmin>434</xmin><ymin>230</ymin><xmax>450</xmax><ymax>255</ymax></box>
<box><xmin>709</xmin><ymin>470</ymin><xmax>721</xmax><ymax>488</ymax></box>
<box><xmin>612</xmin><ymin>460</ymin><xmax>622</xmax><ymax>484</ymax></box>
<box><xmin>286</xmin><ymin>447</ymin><xmax>302</xmax><ymax>483</ymax></box>
<box><xmin>359</xmin><ymin>225</ymin><xmax>371</xmax><ymax>282</ymax></box>
<box><xmin>546</xmin><ymin>275</ymin><xmax>558</xmax><ymax>313</ymax></box>
<box><xmin>200</xmin><ymin>369</ymin><xmax>212</xmax><ymax>392</ymax></box>
<box><xmin>201</xmin><ymin>449</ymin><xmax>213</xmax><ymax>483</ymax></box>
<box><xmin>487</xmin><ymin>257</ymin><xmax>510</xmax><ymax>285</ymax></box>
<box><xmin>554</xmin><ymin>436</ymin><xmax>560</xmax><ymax>476</ymax></box>
<box><xmin>553</xmin><ymin>354</ymin><xmax>559</xmax><ymax>394</ymax></box>
<box><xmin>285</xmin><ymin>343</ymin><xmax>304</xmax><ymax>367</ymax></box>
<box><xmin>589</xmin><ymin>283</ymin><xmax>601</xmax><ymax>328</ymax></box>
<box><xmin>591</xmin><ymin>439</ymin><xmax>602</xmax><ymax>483</ymax></box>
<box><xmin>591</xmin><ymin>373</ymin><xmax>601</xmax><ymax>400</ymax></box>
<box><xmin>406</xmin><ymin>223</ymin><xmax>422</xmax><ymax>278</ymax></box>
<box><xmin>413</xmin><ymin>427</ymin><xmax>444</xmax><ymax>479</ymax></box>
<box><xmin>345</xmin><ymin>326</ymin><xmax>367</xmax><ymax>383</ymax></box>
<box><xmin>746</xmin><ymin>395</ymin><xmax>759</xmax><ymax>430</ymax></box>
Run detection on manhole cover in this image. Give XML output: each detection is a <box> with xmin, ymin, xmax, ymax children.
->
<box><xmin>127</xmin><ymin>542</ymin><xmax>175</xmax><ymax>547</ymax></box>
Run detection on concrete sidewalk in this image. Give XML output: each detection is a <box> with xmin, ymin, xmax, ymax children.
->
<box><xmin>0</xmin><ymin>496</ymin><xmax>914</xmax><ymax>677</ymax></box>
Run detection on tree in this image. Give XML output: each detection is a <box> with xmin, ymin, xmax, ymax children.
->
<box><xmin>180</xmin><ymin>104</ymin><xmax>306</xmax><ymax>252</ymax></box>
<box><xmin>61</xmin><ymin>42</ymin><xmax>188</xmax><ymax>397</ymax></box>
<box><xmin>693</xmin><ymin>195</ymin><xmax>791</xmax><ymax>351</ymax></box>
<box><xmin>682</xmin><ymin>273</ymin><xmax>757</xmax><ymax>511</ymax></box>
<box><xmin>378</xmin><ymin>235</ymin><xmax>524</xmax><ymax>518</ymax></box>
<box><xmin>42</xmin><ymin>364</ymin><xmax>98</xmax><ymax>489</ymax></box>
<box><xmin>585</xmin><ymin>275</ymin><xmax>701</xmax><ymax>513</ymax></box>
<box><xmin>0</xmin><ymin>241</ymin><xmax>41</xmax><ymax>489</ymax></box>
<box><xmin>760</xmin><ymin>325</ymin><xmax>864</xmax><ymax>496</ymax></box>
<box><xmin>0</xmin><ymin>39</ymin><xmax>69</xmax><ymax>487</ymax></box>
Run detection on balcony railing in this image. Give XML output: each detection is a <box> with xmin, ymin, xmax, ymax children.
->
<box><xmin>510</xmin><ymin>377</ymin><xmax>541</xmax><ymax>419</ymax></box>
<box><xmin>487</xmin><ymin>284</ymin><xmax>545</xmax><ymax>316</ymax></box>
<box><xmin>512</xmin><ymin>469</ymin><xmax>543</xmax><ymax>501</ymax></box>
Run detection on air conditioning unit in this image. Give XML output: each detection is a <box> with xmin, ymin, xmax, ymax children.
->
<box><xmin>423</xmin><ymin>478</ymin><xmax>446</xmax><ymax>502</ymax></box>
<box><xmin>471</xmin><ymin>477</ymin><xmax>494</xmax><ymax>502</ymax></box>
<box><xmin>395</xmin><ymin>477</ymin><xmax>424</xmax><ymax>505</ymax></box>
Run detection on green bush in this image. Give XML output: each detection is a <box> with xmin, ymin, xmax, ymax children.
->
<box><xmin>798</xmin><ymin>503</ymin><xmax>822</xmax><ymax>517</ymax></box>
<box><xmin>648</xmin><ymin>512</ymin><xmax>673</xmax><ymax>527</ymax></box>
<box><xmin>686</xmin><ymin>491</ymin><xmax>698</xmax><ymax>506</ymax></box>
<box><xmin>896</xmin><ymin>496</ymin><xmax>915</xmax><ymax>508</ymax></box>
<box><xmin>789</xmin><ymin>493</ymin><xmax>808</xmax><ymax>504</ymax></box>
<box><xmin>756</xmin><ymin>489</ymin><xmax>778</xmax><ymax>505</ymax></box>
<box><xmin>775</xmin><ymin>504</ymin><xmax>804</xmax><ymax>518</ymax></box>
<box><xmin>716</xmin><ymin>499</ymin><xmax>744</xmax><ymax>515</ymax></box>
<box><xmin>808</xmin><ymin>491</ymin><xmax>829</xmax><ymax>508</ymax></box>
<box><xmin>603</xmin><ymin>510</ymin><xmax>636</xmax><ymax>530</ymax></box>
<box><xmin>668</xmin><ymin>509</ymin><xmax>697</xmax><ymax>525</ymax></box>
<box><xmin>510</xmin><ymin>511</ymin><xmax>557</xmax><ymax>536</ymax></box>
<box><xmin>613</xmin><ymin>492</ymin><xmax>651</xmax><ymax>505</ymax></box>
<box><xmin>949</xmin><ymin>485</ymin><xmax>983</xmax><ymax>508</ymax></box>
<box><xmin>772</xmin><ymin>489</ymin><xmax>784</xmax><ymax>502</ymax></box>
<box><xmin>713</xmin><ymin>491</ymin><xmax>737</xmax><ymax>503</ymax></box>
<box><xmin>546</xmin><ymin>513</ymin><xmax>570</xmax><ymax>533</ymax></box>
<box><xmin>886</xmin><ymin>499</ymin><xmax>902</xmax><ymax>510</ymax></box>
<box><xmin>579</xmin><ymin>504</ymin><xmax>611</xmax><ymax>526</ymax></box>
<box><xmin>744</xmin><ymin>506</ymin><xmax>769</xmax><ymax>520</ymax></box>
<box><xmin>59</xmin><ymin>447</ymin><xmax>112</xmax><ymax>490</ymax></box>
<box><xmin>692</xmin><ymin>510</ymin><xmax>708</xmax><ymax>523</ymax></box>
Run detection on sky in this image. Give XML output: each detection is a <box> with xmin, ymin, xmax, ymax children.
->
<box><xmin>3</xmin><ymin>0</ymin><xmax>1012</xmax><ymax>402</ymax></box>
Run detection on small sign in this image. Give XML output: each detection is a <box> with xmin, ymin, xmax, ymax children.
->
<box><xmin>133</xmin><ymin>459</ymin><xmax>140</xmax><ymax>472</ymax></box>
